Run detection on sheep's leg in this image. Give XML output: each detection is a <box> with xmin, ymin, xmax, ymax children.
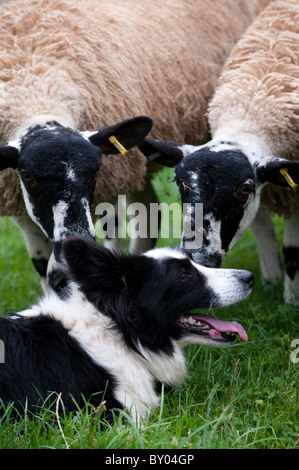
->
<box><xmin>283</xmin><ymin>213</ymin><xmax>299</xmax><ymax>305</ymax></box>
<box><xmin>250</xmin><ymin>207</ymin><xmax>282</xmax><ymax>284</ymax></box>
<box><xmin>11</xmin><ymin>215</ymin><xmax>52</xmax><ymax>292</ymax></box>
<box><xmin>127</xmin><ymin>179</ymin><xmax>161</xmax><ymax>254</ymax></box>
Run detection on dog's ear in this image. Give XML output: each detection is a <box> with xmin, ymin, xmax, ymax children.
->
<box><xmin>62</xmin><ymin>236</ymin><xmax>126</xmax><ymax>300</ymax></box>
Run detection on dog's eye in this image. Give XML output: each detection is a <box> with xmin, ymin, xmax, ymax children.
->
<box><xmin>178</xmin><ymin>270</ymin><xmax>191</xmax><ymax>281</ymax></box>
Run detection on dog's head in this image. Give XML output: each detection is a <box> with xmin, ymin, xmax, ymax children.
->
<box><xmin>62</xmin><ymin>237</ymin><xmax>252</xmax><ymax>355</ymax></box>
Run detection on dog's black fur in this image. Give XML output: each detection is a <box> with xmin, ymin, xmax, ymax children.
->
<box><xmin>0</xmin><ymin>315</ymin><xmax>121</xmax><ymax>419</ymax></box>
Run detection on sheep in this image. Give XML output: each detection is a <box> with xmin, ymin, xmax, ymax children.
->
<box><xmin>138</xmin><ymin>0</ymin><xmax>299</xmax><ymax>304</ymax></box>
<box><xmin>0</xmin><ymin>0</ymin><xmax>260</xmax><ymax>291</ymax></box>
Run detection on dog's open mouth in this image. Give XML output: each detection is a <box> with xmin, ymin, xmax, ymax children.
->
<box><xmin>178</xmin><ymin>313</ymin><xmax>248</xmax><ymax>343</ymax></box>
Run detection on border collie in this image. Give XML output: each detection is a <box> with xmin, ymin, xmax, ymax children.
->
<box><xmin>0</xmin><ymin>236</ymin><xmax>253</xmax><ymax>423</ymax></box>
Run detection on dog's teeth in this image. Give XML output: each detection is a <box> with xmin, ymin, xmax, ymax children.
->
<box><xmin>185</xmin><ymin>316</ymin><xmax>196</xmax><ymax>325</ymax></box>
<box><xmin>195</xmin><ymin>321</ymin><xmax>202</xmax><ymax>326</ymax></box>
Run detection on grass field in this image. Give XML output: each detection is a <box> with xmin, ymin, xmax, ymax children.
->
<box><xmin>0</xmin><ymin>167</ymin><xmax>298</xmax><ymax>449</ymax></box>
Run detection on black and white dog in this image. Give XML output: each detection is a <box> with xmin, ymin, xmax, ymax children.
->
<box><xmin>0</xmin><ymin>236</ymin><xmax>253</xmax><ymax>423</ymax></box>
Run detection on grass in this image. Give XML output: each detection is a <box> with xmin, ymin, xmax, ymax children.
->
<box><xmin>0</xmin><ymin>167</ymin><xmax>298</xmax><ymax>449</ymax></box>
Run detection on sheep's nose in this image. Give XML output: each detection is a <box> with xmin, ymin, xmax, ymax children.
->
<box><xmin>239</xmin><ymin>271</ymin><xmax>254</xmax><ymax>288</ymax></box>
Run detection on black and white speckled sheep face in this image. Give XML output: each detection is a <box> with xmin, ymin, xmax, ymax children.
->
<box><xmin>139</xmin><ymin>138</ymin><xmax>299</xmax><ymax>268</ymax></box>
<box><xmin>0</xmin><ymin>116</ymin><xmax>153</xmax><ymax>264</ymax></box>
<box><xmin>175</xmin><ymin>145</ymin><xmax>258</xmax><ymax>266</ymax></box>
<box><xmin>17</xmin><ymin>123</ymin><xmax>100</xmax><ymax>255</ymax></box>
<box><xmin>139</xmin><ymin>138</ymin><xmax>258</xmax><ymax>266</ymax></box>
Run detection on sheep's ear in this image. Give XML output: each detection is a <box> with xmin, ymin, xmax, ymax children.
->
<box><xmin>256</xmin><ymin>157</ymin><xmax>299</xmax><ymax>188</ymax></box>
<box><xmin>62</xmin><ymin>236</ymin><xmax>126</xmax><ymax>298</ymax></box>
<box><xmin>0</xmin><ymin>144</ymin><xmax>19</xmax><ymax>170</ymax></box>
<box><xmin>138</xmin><ymin>138</ymin><xmax>186</xmax><ymax>167</ymax></box>
<box><xmin>82</xmin><ymin>116</ymin><xmax>153</xmax><ymax>154</ymax></box>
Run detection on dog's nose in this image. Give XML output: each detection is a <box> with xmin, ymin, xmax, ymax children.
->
<box><xmin>239</xmin><ymin>271</ymin><xmax>254</xmax><ymax>288</ymax></box>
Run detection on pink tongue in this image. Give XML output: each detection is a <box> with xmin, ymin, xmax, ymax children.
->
<box><xmin>193</xmin><ymin>314</ymin><xmax>248</xmax><ymax>342</ymax></box>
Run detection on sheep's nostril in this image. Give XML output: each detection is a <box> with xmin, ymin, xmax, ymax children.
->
<box><xmin>240</xmin><ymin>271</ymin><xmax>254</xmax><ymax>288</ymax></box>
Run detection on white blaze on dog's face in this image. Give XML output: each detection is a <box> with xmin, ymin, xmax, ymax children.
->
<box><xmin>138</xmin><ymin>138</ymin><xmax>299</xmax><ymax>268</ymax></box>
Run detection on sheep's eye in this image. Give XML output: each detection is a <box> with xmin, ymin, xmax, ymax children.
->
<box><xmin>178</xmin><ymin>270</ymin><xmax>191</xmax><ymax>281</ymax></box>
<box><xmin>21</xmin><ymin>171</ymin><xmax>34</xmax><ymax>183</ymax></box>
<box><xmin>235</xmin><ymin>181</ymin><xmax>254</xmax><ymax>201</ymax></box>
<box><xmin>240</xmin><ymin>184</ymin><xmax>251</xmax><ymax>195</ymax></box>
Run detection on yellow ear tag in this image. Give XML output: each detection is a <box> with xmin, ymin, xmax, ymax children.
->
<box><xmin>108</xmin><ymin>136</ymin><xmax>128</xmax><ymax>155</ymax></box>
<box><xmin>279</xmin><ymin>168</ymin><xmax>297</xmax><ymax>188</ymax></box>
